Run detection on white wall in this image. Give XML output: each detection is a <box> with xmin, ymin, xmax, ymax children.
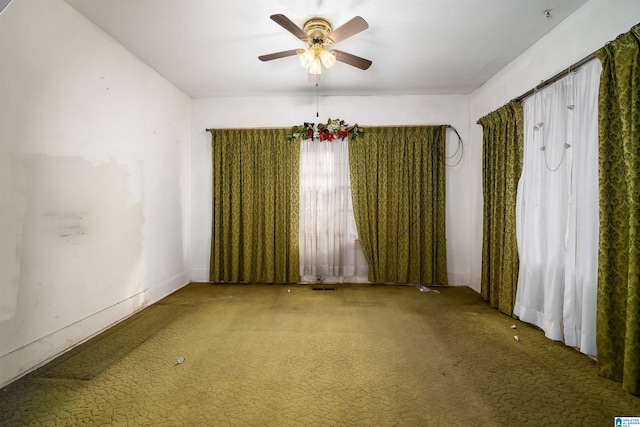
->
<box><xmin>190</xmin><ymin>94</ymin><xmax>471</xmax><ymax>286</ymax></box>
<box><xmin>0</xmin><ymin>0</ymin><xmax>191</xmax><ymax>387</ymax></box>
<box><xmin>467</xmin><ymin>0</ymin><xmax>640</xmax><ymax>292</ymax></box>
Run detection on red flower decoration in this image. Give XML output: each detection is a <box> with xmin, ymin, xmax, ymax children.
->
<box><xmin>319</xmin><ymin>131</ymin><xmax>334</xmax><ymax>141</ymax></box>
<box><xmin>286</xmin><ymin>119</ymin><xmax>364</xmax><ymax>141</ymax></box>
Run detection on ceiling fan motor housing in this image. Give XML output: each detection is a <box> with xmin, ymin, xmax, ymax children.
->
<box><xmin>304</xmin><ymin>18</ymin><xmax>333</xmax><ymax>45</ymax></box>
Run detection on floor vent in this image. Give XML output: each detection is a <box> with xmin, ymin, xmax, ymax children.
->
<box><xmin>311</xmin><ymin>286</ymin><xmax>337</xmax><ymax>291</ymax></box>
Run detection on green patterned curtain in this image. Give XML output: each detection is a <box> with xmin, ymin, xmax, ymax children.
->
<box><xmin>348</xmin><ymin>126</ymin><xmax>448</xmax><ymax>284</ymax></box>
<box><xmin>596</xmin><ymin>24</ymin><xmax>640</xmax><ymax>395</ymax></box>
<box><xmin>209</xmin><ymin>128</ymin><xmax>300</xmax><ymax>283</ymax></box>
<box><xmin>477</xmin><ymin>102</ymin><xmax>523</xmax><ymax>316</ymax></box>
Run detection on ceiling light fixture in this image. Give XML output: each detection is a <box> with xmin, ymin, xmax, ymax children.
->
<box><xmin>296</xmin><ymin>18</ymin><xmax>337</xmax><ymax>76</ymax></box>
<box><xmin>298</xmin><ymin>44</ymin><xmax>337</xmax><ymax>75</ymax></box>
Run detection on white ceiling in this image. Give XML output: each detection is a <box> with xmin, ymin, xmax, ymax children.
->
<box><xmin>64</xmin><ymin>0</ymin><xmax>590</xmax><ymax>99</ymax></box>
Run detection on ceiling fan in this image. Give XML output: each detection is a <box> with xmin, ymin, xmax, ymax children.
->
<box><xmin>259</xmin><ymin>14</ymin><xmax>372</xmax><ymax>81</ymax></box>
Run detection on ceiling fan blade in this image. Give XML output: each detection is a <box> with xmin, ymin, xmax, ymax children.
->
<box><xmin>331</xmin><ymin>50</ymin><xmax>372</xmax><ymax>70</ymax></box>
<box><xmin>259</xmin><ymin>49</ymin><xmax>301</xmax><ymax>62</ymax></box>
<box><xmin>270</xmin><ymin>14</ymin><xmax>309</xmax><ymax>41</ymax></box>
<box><xmin>325</xmin><ymin>16</ymin><xmax>368</xmax><ymax>44</ymax></box>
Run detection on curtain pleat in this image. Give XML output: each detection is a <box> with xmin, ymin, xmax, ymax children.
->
<box><xmin>477</xmin><ymin>103</ymin><xmax>523</xmax><ymax>316</ymax></box>
<box><xmin>348</xmin><ymin>126</ymin><xmax>448</xmax><ymax>284</ymax></box>
<box><xmin>209</xmin><ymin>129</ymin><xmax>299</xmax><ymax>283</ymax></box>
<box><xmin>596</xmin><ymin>24</ymin><xmax>640</xmax><ymax>395</ymax></box>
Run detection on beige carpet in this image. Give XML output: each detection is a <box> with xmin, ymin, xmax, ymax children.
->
<box><xmin>1</xmin><ymin>283</ymin><xmax>639</xmax><ymax>426</ymax></box>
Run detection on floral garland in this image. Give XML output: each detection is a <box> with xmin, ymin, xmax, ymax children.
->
<box><xmin>287</xmin><ymin>118</ymin><xmax>364</xmax><ymax>141</ymax></box>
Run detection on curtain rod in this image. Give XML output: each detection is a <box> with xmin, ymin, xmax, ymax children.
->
<box><xmin>358</xmin><ymin>124</ymin><xmax>451</xmax><ymax>128</ymax></box>
<box><xmin>511</xmin><ymin>52</ymin><xmax>598</xmax><ymax>103</ymax></box>
<box><xmin>206</xmin><ymin>124</ymin><xmax>453</xmax><ymax>132</ymax></box>
<box><xmin>206</xmin><ymin>126</ymin><xmax>287</xmax><ymax>132</ymax></box>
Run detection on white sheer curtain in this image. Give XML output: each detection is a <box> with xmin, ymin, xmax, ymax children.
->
<box><xmin>514</xmin><ymin>59</ymin><xmax>601</xmax><ymax>356</ymax></box>
<box><xmin>299</xmin><ymin>138</ymin><xmax>369</xmax><ymax>283</ymax></box>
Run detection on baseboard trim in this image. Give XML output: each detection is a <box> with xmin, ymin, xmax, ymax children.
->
<box><xmin>0</xmin><ymin>271</ymin><xmax>190</xmax><ymax>388</ymax></box>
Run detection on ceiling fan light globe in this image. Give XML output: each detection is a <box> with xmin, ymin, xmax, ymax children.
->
<box><xmin>299</xmin><ymin>48</ymin><xmax>315</xmax><ymax>68</ymax></box>
<box><xmin>320</xmin><ymin>50</ymin><xmax>336</xmax><ymax>68</ymax></box>
<box><xmin>309</xmin><ymin>58</ymin><xmax>322</xmax><ymax>75</ymax></box>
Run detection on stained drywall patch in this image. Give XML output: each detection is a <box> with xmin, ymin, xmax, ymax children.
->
<box><xmin>0</xmin><ymin>153</ymin><xmax>144</xmax><ymax>355</ymax></box>
<box><xmin>44</xmin><ymin>211</ymin><xmax>87</xmax><ymax>242</ymax></box>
